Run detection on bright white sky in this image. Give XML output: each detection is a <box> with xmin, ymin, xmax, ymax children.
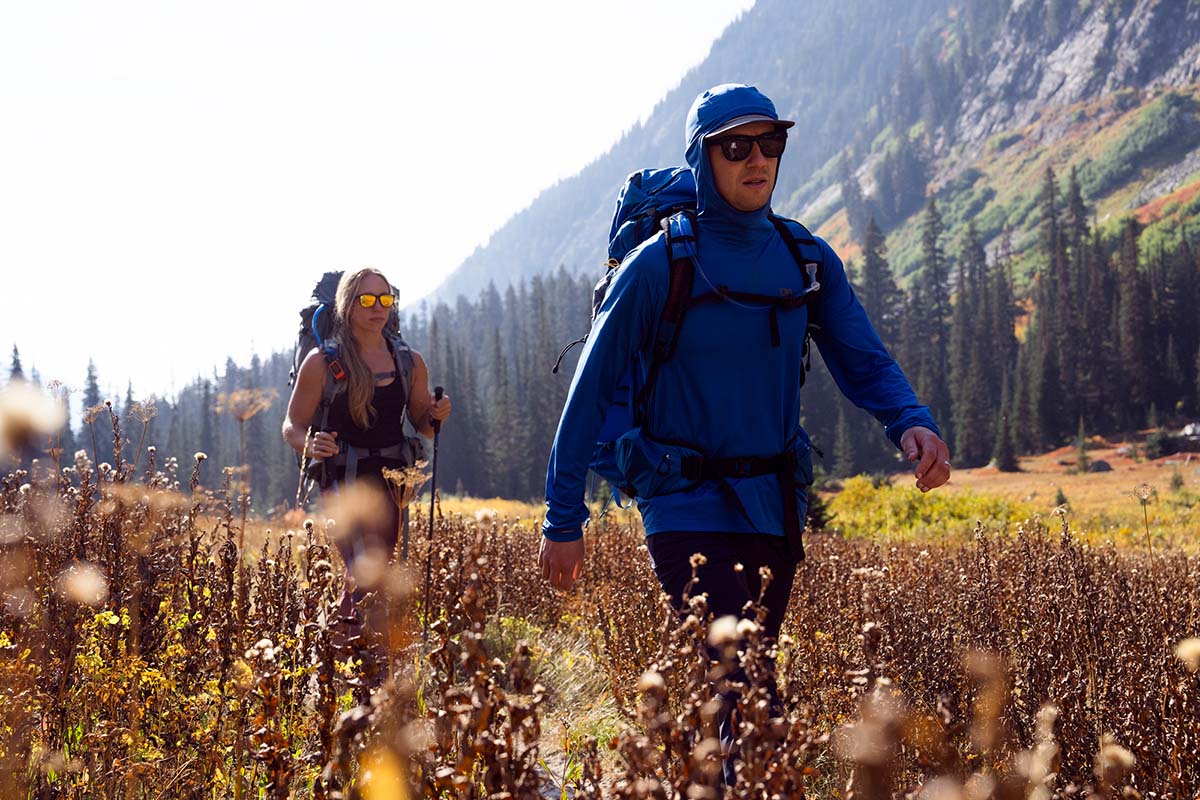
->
<box><xmin>1</xmin><ymin>0</ymin><xmax>753</xmax><ymax>401</ymax></box>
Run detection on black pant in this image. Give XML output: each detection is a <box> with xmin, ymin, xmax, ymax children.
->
<box><xmin>645</xmin><ymin>531</ymin><xmax>797</xmax><ymax>786</ymax></box>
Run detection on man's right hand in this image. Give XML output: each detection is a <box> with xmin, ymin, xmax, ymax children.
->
<box><xmin>539</xmin><ymin>536</ymin><xmax>584</xmax><ymax>591</ymax></box>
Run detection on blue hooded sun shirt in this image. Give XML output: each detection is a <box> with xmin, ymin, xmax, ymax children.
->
<box><xmin>542</xmin><ymin>84</ymin><xmax>938</xmax><ymax>543</ymax></box>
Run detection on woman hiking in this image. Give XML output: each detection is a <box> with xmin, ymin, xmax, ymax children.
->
<box><xmin>282</xmin><ymin>267</ymin><xmax>450</xmax><ymax>636</ymax></box>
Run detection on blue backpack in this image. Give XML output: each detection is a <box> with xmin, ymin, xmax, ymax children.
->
<box><xmin>553</xmin><ymin>167</ymin><xmax>825</xmax><ymax>495</ymax></box>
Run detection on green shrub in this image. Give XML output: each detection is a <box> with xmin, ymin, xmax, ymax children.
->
<box><xmin>827</xmin><ymin>475</ymin><xmax>1036</xmax><ymax>540</ymax></box>
<box><xmin>1143</xmin><ymin>428</ymin><xmax>1176</xmax><ymax>459</ymax></box>
<box><xmin>1080</xmin><ymin>92</ymin><xmax>1200</xmax><ymax>197</ymax></box>
<box><xmin>989</xmin><ymin>131</ymin><xmax>1023</xmax><ymax>152</ymax></box>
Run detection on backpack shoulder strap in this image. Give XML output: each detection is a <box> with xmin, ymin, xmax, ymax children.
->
<box><xmin>387</xmin><ymin>333</ymin><xmax>418</xmax><ymax>428</ymax></box>
<box><xmin>310</xmin><ymin>341</ymin><xmax>345</xmax><ymax>436</ymax></box>
<box><xmin>634</xmin><ymin>211</ymin><xmax>697</xmax><ymax>425</ymax></box>
<box><xmin>655</xmin><ymin>211</ymin><xmax>698</xmax><ymax>359</ymax></box>
<box><xmin>388</xmin><ymin>334</ymin><xmax>416</xmax><ymax>396</ymax></box>
<box><xmin>768</xmin><ymin>214</ymin><xmax>825</xmax><ymax>386</ymax></box>
<box><xmin>768</xmin><ymin>214</ymin><xmax>824</xmax><ymax>300</ymax></box>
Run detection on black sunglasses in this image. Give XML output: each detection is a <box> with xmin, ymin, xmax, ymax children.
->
<box><xmin>708</xmin><ymin>130</ymin><xmax>788</xmax><ymax>162</ymax></box>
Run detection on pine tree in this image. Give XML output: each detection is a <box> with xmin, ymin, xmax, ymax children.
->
<box><xmin>992</xmin><ymin>373</ymin><xmax>1020</xmax><ymax>472</ymax></box>
<box><xmin>948</xmin><ymin>223</ymin><xmax>993</xmax><ymax>466</ymax></box>
<box><xmin>83</xmin><ymin>359</ymin><xmax>101</xmax><ymax>410</ymax></box>
<box><xmin>245</xmin><ymin>354</ymin><xmax>270</xmax><ymax>508</ymax></box>
<box><xmin>60</xmin><ymin>391</ymin><xmax>77</xmax><ymax>462</ymax></box>
<box><xmin>1195</xmin><ymin>344</ymin><xmax>1200</xmax><ymax>416</ymax></box>
<box><xmin>1116</xmin><ymin>218</ymin><xmax>1152</xmax><ymax>428</ymax></box>
<box><xmin>840</xmin><ymin>153</ymin><xmax>869</xmax><ymax>241</ymax></box>
<box><xmin>9</xmin><ymin>345</ymin><xmax>23</xmax><ymax>383</ymax></box>
<box><xmin>913</xmin><ymin>198</ymin><xmax>951</xmax><ymax>429</ymax></box>
<box><xmin>1074</xmin><ymin>417</ymin><xmax>1091</xmax><ymax>474</ymax></box>
<box><xmin>985</xmin><ymin>229</ymin><xmax>1019</xmax><ymax>400</ymax></box>
<box><xmin>856</xmin><ymin>218</ymin><xmax>904</xmax><ymax>348</ymax></box>
<box><xmin>484</xmin><ymin>330</ymin><xmax>515</xmax><ymax>498</ymax></box>
<box><xmin>122</xmin><ymin>381</ymin><xmax>136</xmax><ymax>466</ymax></box>
<box><xmin>1078</xmin><ymin>230</ymin><xmax>1116</xmax><ymax>431</ymax></box>
<box><xmin>841</xmin><ymin>219</ymin><xmax>906</xmax><ymax>473</ymax></box>
<box><xmin>200</xmin><ymin>380</ymin><xmax>217</xmax><ymax>461</ymax></box>
<box><xmin>832</xmin><ymin>405</ymin><xmax>859</xmax><ymax>478</ymax></box>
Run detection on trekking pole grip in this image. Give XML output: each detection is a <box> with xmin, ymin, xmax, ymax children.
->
<box><xmin>432</xmin><ymin>386</ymin><xmax>444</xmax><ymax>435</ymax></box>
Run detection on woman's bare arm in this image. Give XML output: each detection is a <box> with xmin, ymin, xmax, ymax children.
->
<box><xmin>282</xmin><ymin>350</ymin><xmax>338</xmax><ymax>458</ymax></box>
<box><xmin>405</xmin><ymin>351</ymin><xmax>451</xmax><ymax>438</ymax></box>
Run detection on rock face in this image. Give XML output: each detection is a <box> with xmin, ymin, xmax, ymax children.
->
<box><xmin>956</xmin><ymin>0</ymin><xmax>1200</xmax><ymax>159</ymax></box>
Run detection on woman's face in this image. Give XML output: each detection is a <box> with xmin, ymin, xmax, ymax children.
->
<box><xmin>348</xmin><ymin>272</ymin><xmax>393</xmax><ymax>334</ymax></box>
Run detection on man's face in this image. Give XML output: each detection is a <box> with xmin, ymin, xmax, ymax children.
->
<box><xmin>706</xmin><ymin>120</ymin><xmax>781</xmax><ymax>213</ymax></box>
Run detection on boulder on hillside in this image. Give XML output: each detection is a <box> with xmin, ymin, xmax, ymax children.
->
<box><xmin>1088</xmin><ymin>460</ymin><xmax>1113</xmax><ymax>473</ymax></box>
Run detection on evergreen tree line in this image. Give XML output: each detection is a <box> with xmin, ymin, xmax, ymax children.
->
<box><xmin>5</xmin><ymin>269</ymin><xmax>595</xmax><ymax>513</ymax></box>
<box><xmin>6</xmin><ymin>349</ymin><xmax>298</xmax><ymax>516</ymax></box>
<box><xmin>826</xmin><ymin>165</ymin><xmax>1200</xmax><ymax>478</ymax></box>
<box><xmin>9</xmin><ymin>163</ymin><xmax>1199</xmax><ymax>506</ymax></box>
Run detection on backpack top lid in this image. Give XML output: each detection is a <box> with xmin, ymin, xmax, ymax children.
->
<box><xmin>311</xmin><ymin>270</ymin><xmax>343</xmax><ymax>306</ymax></box>
<box><xmin>607</xmin><ymin>167</ymin><xmax>697</xmax><ymax>264</ymax></box>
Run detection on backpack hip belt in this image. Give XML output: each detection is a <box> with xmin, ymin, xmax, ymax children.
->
<box><xmin>680</xmin><ymin>445</ymin><xmax>806</xmax><ymax>561</ymax></box>
<box><xmin>309</xmin><ymin>440</ymin><xmax>422</xmax><ymax>488</ymax></box>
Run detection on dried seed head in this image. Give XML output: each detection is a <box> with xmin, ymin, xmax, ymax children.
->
<box><xmin>708</xmin><ymin>615</ymin><xmax>740</xmax><ymax>647</ymax></box>
<box><xmin>56</xmin><ymin>562</ymin><xmax>109</xmax><ymax>606</ymax></box>
<box><xmin>350</xmin><ymin>548</ymin><xmax>390</xmax><ymax>590</ymax></box>
<box><xmin>382</xmin><ymin>462</ymin><xmax>430</xmax><ymax>509</ymax></box>
<box><xmin>216</xmin><ymin>388</ymin><xmax>277</xmax><ymax>423</ymax></box>
<box><xmin>963</xmin><ymin>774</ymin><xmax>995</xmax><ymax>800</ymax></box>
<box><xmin>1174</xmin><ymin>638</ymin><xmax>1200</xmax><ymax>672</ymax></box>
<box><xmin>689</xmin><ymin>552</ymin><xmax>708</xmax><ymax>568</ymax></box>
<box><xmin>920</xmin><ymin>777</ymin><xmax>965</xmax><ymax>800</ymax></box>
<box><xmin>228</xmin><ymin>658</ymin><xmax>254</xmax><ymax>694</ymax></box>
<box><xmin>359</xmin><ymin>745</ymin><xmax>407</xmax><ymax>800</ymax></box>
<box><xmin>0</xmin><ymin>382</ymin><xmax>67</xmax><ymax>461</ymax></box>
<box><xmin>637</xmin><ymin>670</ymin><xmax>665</xmax><ymax>693</ymax></box>
<box><xmin>126</xmin><ymin>398</ymin><xmax>158</xmax><ymax>423</ymax></box>
<box><xmin>1095</xmin><ymin>733</ymin><xmax>1135</xmax><ymax>781</ymax></box>
<box><xmin>1134</xmin><ymin>483</ymin><xmax>1153</xmax><ymax>502</ymax></box>
<box><xmin>736</xmin><ymin>618</ymin><xmax>759</xmax><ymax>638</ymax></box>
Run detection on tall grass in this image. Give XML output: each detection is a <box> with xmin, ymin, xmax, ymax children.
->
<box><xmin>1</xmin><ymin>402</ymin><xmax>1198</xmax><ymax>797</ymax></box>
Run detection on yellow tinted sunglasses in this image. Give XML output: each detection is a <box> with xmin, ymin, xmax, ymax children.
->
<box><xmin>356</xmin><ymin>293</ymin><xmax>396</xmax><ymax>309</ymax></box>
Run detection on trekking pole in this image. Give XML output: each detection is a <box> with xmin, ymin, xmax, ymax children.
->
<box><xmin>421</xmin><ymin>386</ymin><xmax>444</xmax><ymax>645</ymax></box>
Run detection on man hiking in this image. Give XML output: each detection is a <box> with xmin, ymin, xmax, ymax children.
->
<box><xmin>539</xmin><ymin>83</ymin><xmax>950</xmax><ymax>784</ymax></box>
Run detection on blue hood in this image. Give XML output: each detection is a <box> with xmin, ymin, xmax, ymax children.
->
<box><xmin>685</xmin><ymin>83</ymin><xmax>786</xmax><ymax>220</ymax></box>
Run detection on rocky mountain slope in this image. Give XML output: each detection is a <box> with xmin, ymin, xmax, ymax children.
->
<box><xmin>427</xmin><ymin>0</ymin><xmax>1200</xmax><ymax>304</ymax></box>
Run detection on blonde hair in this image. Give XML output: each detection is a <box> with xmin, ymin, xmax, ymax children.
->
<box><xmin>332</xmin><ymin>267</ymin><xmax>393</xmax><ymax>429</ymax></box>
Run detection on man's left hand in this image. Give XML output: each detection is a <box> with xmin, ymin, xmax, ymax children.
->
<box><xmin>900</xmin><ymin>426</ymin><xmax>951</xmax><ymax>492</ymax></box>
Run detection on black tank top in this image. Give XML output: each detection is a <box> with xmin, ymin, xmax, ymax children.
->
<box><xmin>325</xmin><ymin>377</ymin><xmax>408</xmax><ymax>448</ymax></box>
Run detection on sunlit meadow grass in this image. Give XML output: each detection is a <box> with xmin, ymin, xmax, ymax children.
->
<box><xmin>2</xmin><ymin>393</ymin><xmax>1199</xmax><ymax>797</ymax></box>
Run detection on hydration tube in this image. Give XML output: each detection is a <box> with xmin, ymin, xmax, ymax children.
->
<box><xmin>312</xmin><ymin>304</ymin><xmax>328</xmax><ymax>348</ymax></box>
